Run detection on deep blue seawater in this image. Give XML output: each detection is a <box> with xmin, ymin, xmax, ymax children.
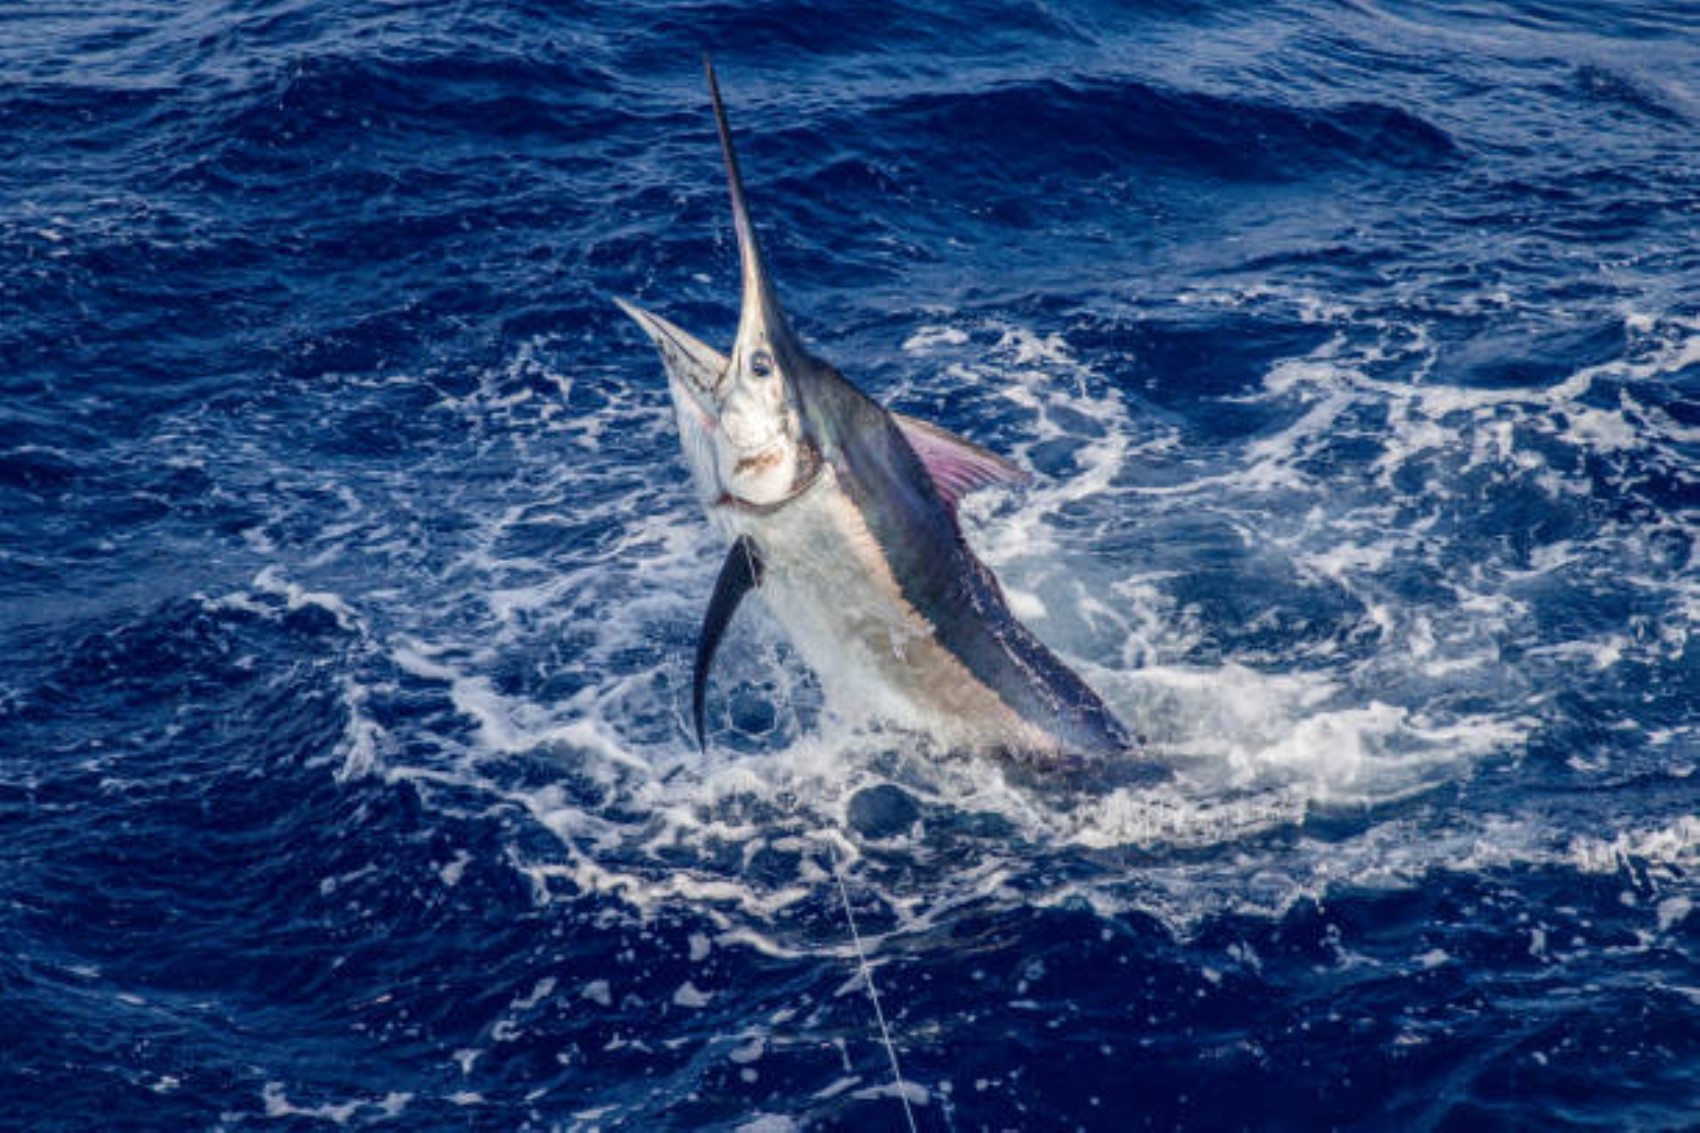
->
<box><xmin>5</xmin><ymin>1</ymin><xmax>1699</xmax><ymax>1129</ymax></box>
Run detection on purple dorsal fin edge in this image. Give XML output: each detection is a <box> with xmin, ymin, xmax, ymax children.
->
<box><xmin>891</xmin><ymin>411</ymin><xmax>1031</xmax><ymax>510</ymax></box>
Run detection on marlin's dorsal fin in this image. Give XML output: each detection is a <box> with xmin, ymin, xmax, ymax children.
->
<box><xmin>693</xmin><ymin>535</ymin><xmax>765</xmax><ymax>750</ymax></box>
<box><xmin>892</xmin><ymin>412</ymin><xmax>1031</xmax><ymax>511</ymax></box>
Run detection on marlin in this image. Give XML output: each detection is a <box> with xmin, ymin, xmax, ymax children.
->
<box><xmin>615</xmin><ymin>60</ymin><xmax>1134</xmax><ymax>763</ymax></box>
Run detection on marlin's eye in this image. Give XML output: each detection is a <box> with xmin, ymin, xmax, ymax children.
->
<box><xmin>750</xmin><ymin>350</ymin><xmax>775</xmax><ymax>378</ymax></box>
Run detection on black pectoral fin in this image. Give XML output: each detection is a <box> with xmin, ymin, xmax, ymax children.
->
<box><xmin>693</xmin><ymin>536</ymin><xmax>765</xmax><ymax>751</ymax></box>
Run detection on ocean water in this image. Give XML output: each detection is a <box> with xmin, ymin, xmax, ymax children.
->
<box><xmin>4</xmin><ymin>1</ymin><xmax>1698</xmax><ymax>1129</ymax></box>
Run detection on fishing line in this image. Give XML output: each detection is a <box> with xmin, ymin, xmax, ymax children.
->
<box><xmin>827</xmin><ymin>838</ymin><xmax>920</xmax><ymax>1133</ymax></box>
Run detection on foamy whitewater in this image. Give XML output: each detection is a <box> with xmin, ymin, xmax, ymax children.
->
<box><xmin>4</xmin><ymin>1</ymin><xmax>1697</xmax><ymax>1128</ymax></box>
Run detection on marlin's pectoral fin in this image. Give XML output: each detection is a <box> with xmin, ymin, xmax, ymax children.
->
<box><xmin>892</xmin><ymin>411</ymin><xmax>1032</xmax><ymax>511</ymax></box>
<box><xmin>693</xmin><ymin>535</ymin><xmax>765</xmax><ymax>751</ymax></box>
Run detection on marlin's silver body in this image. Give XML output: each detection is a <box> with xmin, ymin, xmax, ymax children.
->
<box><xmin>617</xmin><ymin>62</ymin><xmax>1132</xmax><ymax>761</ymax></box>
<box><xmin>721</xmin><ymin>449</ymin><xmax>1061</xmax><ymax>753</ymax></box>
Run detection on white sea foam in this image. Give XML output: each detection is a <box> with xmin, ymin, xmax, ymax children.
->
<box><xmin>260</xmin><ymin>1081</ymin><xmax>412</xmax><ymax>1125</ymax></box>
<box><xmin>274</xmin><ymin>299</ymin><xmax>1698</xmax><ymax>950</ymax></box>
